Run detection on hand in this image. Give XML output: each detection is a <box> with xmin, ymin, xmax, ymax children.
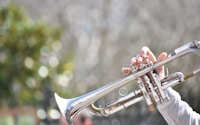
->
<box><xmin>121</xmin><ymin>46</ymin><xmax>168</xmax><ymax>79</ymax></box>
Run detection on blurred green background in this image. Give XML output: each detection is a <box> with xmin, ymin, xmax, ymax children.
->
<box><xmin>0</xmin><ymin>1</ymin><xmax>200</xmax><ymax>125</ymax></box>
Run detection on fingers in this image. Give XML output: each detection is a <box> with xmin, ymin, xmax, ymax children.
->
<box><xmin>121</xmin><ymin>67</ymin><xmax>133</xmax><ymax>74</ymax></box>
<box><xmin>131</xmin><ymin>46</ymin><xmax>157</xmax><ymax>67</ymax></box>
<box><xmin>122</xmin><ymin>46</ymin><xmax>156</xmax><ymax>75</ymax></box>
<box><xmin>122</xmin><ymin>46</ymin><xmax>168</xmax><ymax>78</ymax></box>
<box><xmin>140</xmin><ymin>46</ymin><xmax>156</xmax><ymax>63</ymax></box>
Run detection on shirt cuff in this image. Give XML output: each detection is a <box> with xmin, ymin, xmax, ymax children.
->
<box><xmin>157</xmin><ymin>87</ymin><xmax>181</xmax><ymax>109</ymax></box>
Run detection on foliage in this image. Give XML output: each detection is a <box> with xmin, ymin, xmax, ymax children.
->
<box><xmin>0</xmin><ymin>4</ymin><xmax>74</xmax><ymax>107</ymax></box>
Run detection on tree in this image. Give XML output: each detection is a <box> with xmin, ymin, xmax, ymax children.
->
<box><xmin>0</xmin><ymin>4</ymin><xmax>73</xmax><ymax>107</ymax></box>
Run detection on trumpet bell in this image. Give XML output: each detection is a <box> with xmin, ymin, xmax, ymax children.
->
<box><xmin>55</xmin><ymin>93</ymin><xmax>93</xmax><ymax>125</ymax></box>
<box><xmin>55</xmin><ymin>93</ymin><xmax>78</xmax><ymax>125</ymax></box>
<box><xmin>54</xmin><ymin>93</ymin><xmax>68</xmax><ymax>117</ymax></box>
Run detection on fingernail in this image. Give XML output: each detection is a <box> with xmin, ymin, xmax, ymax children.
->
<box><xmin>131</xmin><ymin>57</ymin><xmax>136</xmax><ymax>64</ymax></box>
<box><xmin>137</xmin><ymin>57</ymin><xmax>143</xmax><ymax>63</ymax></box>
<box><xmin>121</xmin><ymin>67</ymin><xmax>127</xmax><ymax>73</ymax></box>
<box><xmin>141</xmin><ymin>50</ymin><xmax>145</xmax><ymax>57</ymax></box>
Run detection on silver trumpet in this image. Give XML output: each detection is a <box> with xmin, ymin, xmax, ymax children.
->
<box><xmin>54</xmin><ymin>40</ymin><xmax>200</xmax><ymax>125</ymax></box>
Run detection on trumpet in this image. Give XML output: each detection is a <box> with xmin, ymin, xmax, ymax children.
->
<box><xmin>54</xmin><ymin>40</ymin><xmax>200</xmax><ymax>125</ymax></box>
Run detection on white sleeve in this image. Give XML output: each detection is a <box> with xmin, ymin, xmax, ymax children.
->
<box><xmin>157</xmin><ymin>88</ymin><xmax>200</xmax><ymax>125</ymax></box>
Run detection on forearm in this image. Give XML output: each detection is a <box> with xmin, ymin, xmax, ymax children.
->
<box><xmin>157</xmin><ymin>88</ymin><xmax>200</xmax><ymax>125</ymax></box>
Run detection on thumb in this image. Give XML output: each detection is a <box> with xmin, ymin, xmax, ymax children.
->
<box><xmin>157</xmin><ymin>52</ymin><xmax>168</xmax><ymax>79</ymax></box>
